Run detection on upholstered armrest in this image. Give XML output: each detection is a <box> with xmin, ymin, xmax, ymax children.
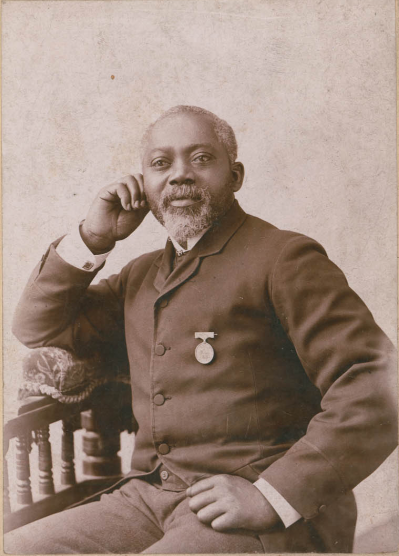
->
<box><xmin>19</xmin><ymin>347</ymin><xmax>131</xmax><ymax>404</ymax></box>
<box><xmin>5</xmin><ymin>357</ymin><xmax>135</xmax><ymax>533</ymax></box>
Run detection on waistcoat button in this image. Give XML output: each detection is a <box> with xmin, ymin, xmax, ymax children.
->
<box><xmin>155</xmin><ymin>344</ymin><xmax>166</xmax><ymax>356</ymax></box>
<box><xmin>158</xmin><ymin>443</ymin><xmax>170</xmax><ymax>455</ymax></box>
<box><xmin>154</xmin><ymin>394</ymin><xmax>165</xmax><ymax>406</ymax></box>
<box><xmin>160</xmin><ymin>470</ymin><xmax>169</xmax><ymax>480</ymax></box>
<box><xmin>159</xmin><ymin>298</ymin><xmax>169</xmax><ymax>308</ymax></box>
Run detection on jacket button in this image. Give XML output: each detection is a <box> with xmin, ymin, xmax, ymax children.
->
<box><xmin>155</xmin><ymin>344</ymin><xmax>166</xmax><ymax>356</ymax></box>
<box><xmin>158</xmin><ymin>443</ymin><xmax>170</xmax><ymax>455</ymax></box>
<box><xmin>159</xmin><ymin>299</ymin><xmax>169</xmax><ymax>308</ymax></box>
<box><xmin>154</xmin><ymin>394</ymin><xmax>165</xmax><ymax>406</ymax></box>
<box><xmin>160</xmin><ymin>470</ymin><xmax>169</xmax><ymax>480</ymax></box>
<box><xmin>319</xmin><ymin>505</ymin><xmax>327</xmax><ymax>513</ymax></box>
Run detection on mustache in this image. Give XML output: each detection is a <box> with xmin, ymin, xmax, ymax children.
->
<box><xmin>161</xmin><ymin>185</ymin><xmax>206</xmax><ymax>206</ymax></box>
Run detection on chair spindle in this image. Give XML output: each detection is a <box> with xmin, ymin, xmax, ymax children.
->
<box><xmin>61</xmin><ymin>419</ymin><xmax>76</xmax><ymax>485</ymax></box>
<box><xmin>36</xmin><ymin>427</ymin><xmax>55</xmax><ymax>496</ymax></box>
<box><xmin>16</xmin><ymin>432</ymin><xmax>33</xmax><ymax>505</ymax></box>
<box><xmin>81</xmin><ymin>409</ymin><xmax>121</xmax><ymax>477</ymax></box>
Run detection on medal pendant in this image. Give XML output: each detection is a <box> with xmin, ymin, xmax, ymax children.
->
<box><xmin>195</xmin><ymin>332</ymin><xmax>217</xmax><ymax>365</ymax></box>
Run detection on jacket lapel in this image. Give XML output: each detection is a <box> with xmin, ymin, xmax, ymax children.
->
<box><xmin>152</xmin><ymin>200</ymin><xmax>247</xmax><ymax>298</ymax></box>
<box><xmin>153</xmin><ymin>239</ymin><xmax>174</xmax><ymax>293</ymax></box>
<box><xmin>196</xmin><ymin>200</ymin><xmax>247</xmax><ymax>259</ymax></box>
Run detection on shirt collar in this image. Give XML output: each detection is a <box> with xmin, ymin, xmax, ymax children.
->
<box><xmin>169</xmin><ymin>227</ymin><xmax>211</xmax><ymax>253</ymax></box>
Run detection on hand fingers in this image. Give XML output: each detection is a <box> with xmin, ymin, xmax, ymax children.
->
<box><xmin>122</xmin><ymin>175</ymin><xmax>146</xmax><ymax>210</ymax></box>
<box><xmin>188</xmin><ymin>489</ymin><xmax>218</xmax><ymax>513</ymax></box>
<box><xmin>186</xmin><ymin>477</ymin><xmax>216</xmax><ymax>498</ymax></box>
<box><xmin>135</xmin><ymin>174</ymin><xmax>148</xmax><ymax>209</ymax></box>
<box><xmin>112</xmin><ymin>182</ymin><xmax>132</xmax><ymax>211</ymax></box>
<box><xmin>100</xmin><ymin>181</ymin><xmax>134</xmax><ymax>211</ymax></box>
<box><xmin>133</xmin><ymin>173</ymin><xmax>147</xmax><ymax>204</ymax></box>
<box><xmin>211</xmin><ymin>513</ymin><xmax>236</xmax><ymax>532</ymax></box>
<box><xmin>196</xmin><ymin>502</ymin><xmax>225</xmax><ymax>525</ymax></box>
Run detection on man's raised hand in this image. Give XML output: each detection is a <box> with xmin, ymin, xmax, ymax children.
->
<box><xmin>186</xmin><ymin>475</ymin><xmax>282</xmax><ymax>533</ymax></box>
<box><xmin>81</xmin><ymin>174</ymin><xmax>150</xmax><ymax>254</ymax></box>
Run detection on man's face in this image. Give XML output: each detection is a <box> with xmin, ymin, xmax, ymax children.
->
<box><xmin>142</xmin><ymin>113</ymin><xmax>243</xmax><ymax>243</ymax></box>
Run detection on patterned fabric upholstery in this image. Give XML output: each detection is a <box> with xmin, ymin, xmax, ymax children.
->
<box><xmin>19</xmin><ymin>347</ymin><xmax>130</xmax><ymax>403</ymax></box>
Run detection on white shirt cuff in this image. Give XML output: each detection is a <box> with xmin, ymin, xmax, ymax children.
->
<box><xmin>254</xmin><ymin>478</ymin><xmax>302</xmax><ymax>528</ymax></box>
<box><xmin>56</xmin><ymin>225</ymin><xmax>112</xmax><ymax>272</ymax></box>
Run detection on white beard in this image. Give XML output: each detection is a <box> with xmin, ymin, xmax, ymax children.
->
<box><xmin>148</xmin><ymin>183</ymin><xmax>234</xmax><ymax>244</ymax></box>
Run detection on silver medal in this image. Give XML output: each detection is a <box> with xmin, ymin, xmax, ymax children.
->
<box><xmin>195</xmin><ymin>332</ymin><xmax>217</xmax><ymax>365</ymax></box>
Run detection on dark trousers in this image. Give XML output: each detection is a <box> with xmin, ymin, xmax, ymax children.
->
<box><xmin>4</xmin><ymin>467</ymin><xmax>356</xmax><ymax>554</ymax></box>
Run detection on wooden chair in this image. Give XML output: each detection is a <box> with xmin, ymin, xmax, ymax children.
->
<box><xmin>4</xmin><ymin>382</ymin><xmax>135</xmax><ymax>533</ymax></box>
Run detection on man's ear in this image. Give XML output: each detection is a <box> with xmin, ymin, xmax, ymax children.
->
<box><xmin>231</xmin><ymin>162</ymin><xmax>245</xmax><ymax>192</ymax></box>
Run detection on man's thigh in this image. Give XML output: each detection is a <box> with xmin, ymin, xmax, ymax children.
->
<box><xmin>142</xmin><ymin>496</ymin><xmax>333</xmax><ymax>554</ymax></box>
<box><xmin>143</xmin><ymin>497</ymin><xmax>265</xmax><ymax>554</ymax></box>
<box><xmin>4</xmin><ymin>481</ymin><xmax>164</xmax><ymax>554</ymax></box>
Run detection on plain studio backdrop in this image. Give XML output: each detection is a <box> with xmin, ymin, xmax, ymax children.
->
<box><xmin>2</xmin><ymin>0</ymin><xmax>397</xmax><ymax>551</ymax></box>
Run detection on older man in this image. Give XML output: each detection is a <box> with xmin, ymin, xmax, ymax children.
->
<box><xmin>6</xmin><ymin>106</ymin><xmax>397</xmax><ymax>554</ymax></box>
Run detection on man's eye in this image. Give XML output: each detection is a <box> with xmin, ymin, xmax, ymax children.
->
<box><xmin>193</xmin><ymin>154</ymin><xmax>212</xmax><ymax>163</ymax></box>
<box><xmin>151</xmin><ymin>159</ymin><xmax>169</xmax><ymax>168</ymax></box>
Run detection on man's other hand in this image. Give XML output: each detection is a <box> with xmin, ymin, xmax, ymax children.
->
<box><xmin>81</xmin><ymin>174</ymin><xmax>150</xmax><ymax>254</ymax></box>
<box><xmin>186</xmin><ymin>475</ymin><xmax>282</xmax><ymax>533</ymax></box>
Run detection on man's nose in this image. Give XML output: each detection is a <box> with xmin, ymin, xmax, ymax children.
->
<box><xmin>169</xmin><ymin>161</ymin><xmax>194</xmax><ymax>186</ymax></box>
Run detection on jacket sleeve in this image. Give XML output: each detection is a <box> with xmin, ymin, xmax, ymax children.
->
<box><xmin>260</xmin><ymin>235</ymin><xmax>398</xmax><ymax>521</ymax></box>
<box><xmin>12</xmin><ymin>239</ymin><xmax>130</xmax><ymax>360</ymax></box>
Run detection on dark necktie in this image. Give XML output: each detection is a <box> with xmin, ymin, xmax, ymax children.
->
<box><xmin>172</xmin><ymin>249</ymin><xmax>188</xmax><ymax>270</ymax></box>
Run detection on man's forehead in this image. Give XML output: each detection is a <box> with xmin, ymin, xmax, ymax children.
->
<box><xmin>145</xmin><ymin>113</ymin><xmax>219</xmax><ymax>152</ymax></box>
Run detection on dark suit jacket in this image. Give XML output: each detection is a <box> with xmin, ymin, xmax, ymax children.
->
<box><xmin>13</xmin><ymin>201</ymin><xmax>397</xmax><ymax>552</ymax></box>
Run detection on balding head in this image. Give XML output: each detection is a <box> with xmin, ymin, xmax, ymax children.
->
<box><xmin>141</xmin><ymin>105</ymin><xmax>238</xmax><ymax>165</ymax></box>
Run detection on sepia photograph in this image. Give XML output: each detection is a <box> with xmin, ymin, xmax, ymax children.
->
<box><xmin>2</xmin><ymin>0</ymin><xmax>398</xmax><ymax>553</ymax></box>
